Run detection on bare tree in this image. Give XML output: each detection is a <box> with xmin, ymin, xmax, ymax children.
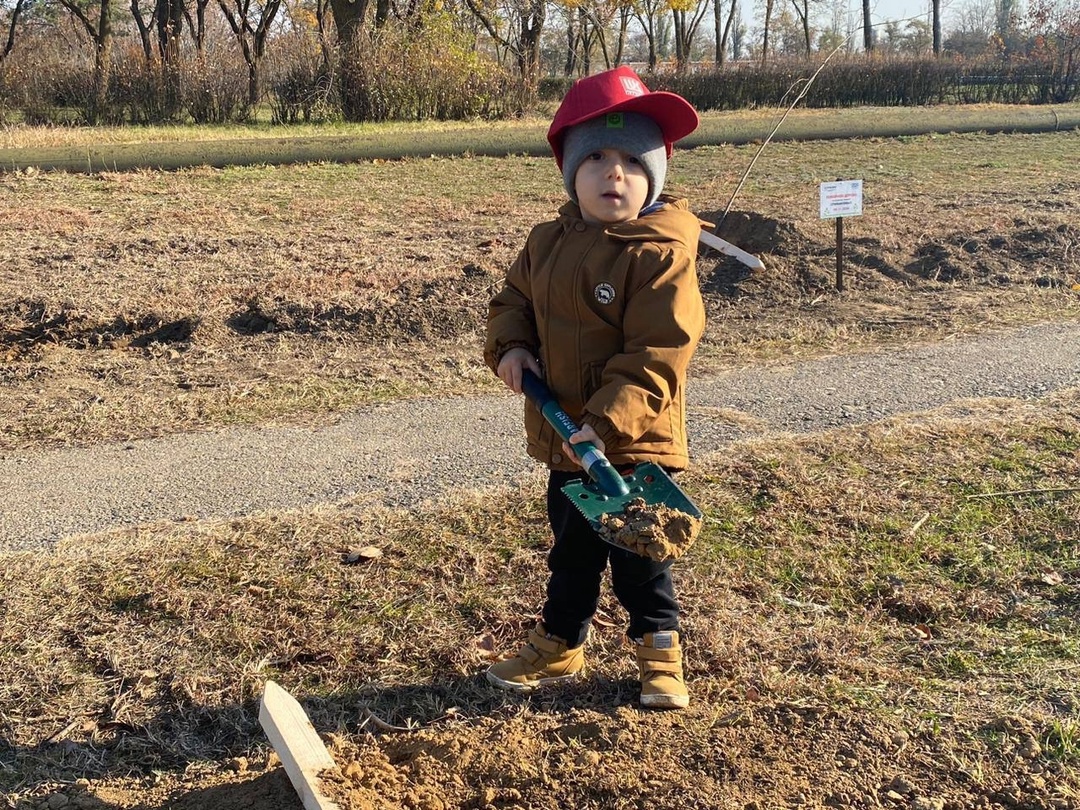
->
<box><xmin>761</xmin><ymin>0</ymin><xmax>774</xmax><ymax>64</ymax></box>
<box><xmin>863</xmin><ymin>0</ymin><xmax>871</xmax><ymax>50</ymax></box>
<box><xmin>183</xmin><ymin>0</ymin><xmax>212</xmax><ymax>52</ymax></box>
<box><xmin>329</xmin><ymin>0</ymin><xmax>371</xmax><ymax>49</ymax></box>
<box><xmin>714</xmin><ymin>0</ymin><xmax>738</xmax><ymax>64</ymax></box>
<box><xmin>216</xmin><ymin>0</ymin><xmax>283</xmax><ymax>105</ymax></box>
<box><xmin>789</xmin><ymin>0</ymin><xmax>810</xmax><ymax>55</ymax></box>
<box><xmin>932</xmin><ymin>0</ymin><xmax>941</xmax><ymax>53</ymax></box>
<box><xmin>58</xmin><ymin>0</ymin><xmax>114</xmax><ymax>122</ymax></box>
<box><xmin>571</xmin><ymin>0</ymin><xmax>630</xmax><ymax>71</ymax></box>
<box><xmin>731</xmin><ymin>0</ymin><xmax>746</xmax><ymax>58</ymax></box>
<box><xmin>563</xmin><ymin>3</ymin><xmax>577</xmax><ymax>75</ymax></box>
<box><xmin>464</xmin><ymin>0</ymin><xmax>546</xmax><ymax>81</ymax></box>
<box><xmin>632</xmin><ymin>0</ymin><xmax>665</xmax><ymax>69</ymax></box>
<box><xmin>2</xmin><ymin>0</ymin><xmax>28</xmax><ymax>62</ymax></box>
<box><xmin>157</xmin><ymin>0</ymin><xmax>184</xmax><ymax>114</ymax></box>
<box><xmin>672</xmin><ymin>0</ymin><xmax>709</xmax><ymax>71</ymax></box>
<box><xmin>130</xmin><ymin>0</ymin><xmax>156</xmax><ymax>62</ymax></box>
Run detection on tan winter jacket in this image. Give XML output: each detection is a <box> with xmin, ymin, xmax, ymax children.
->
<box><xmin>485</xmin><ymin>196</ymin><xmax>706</xmax><ymax>472</ymax></box>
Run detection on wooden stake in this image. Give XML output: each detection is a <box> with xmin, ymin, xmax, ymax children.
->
<box><xmin>697</xmin><ymin>228</ymin><xmax>765</xmax><ymax>271</ymax></box>
<box><xmin>835</xmin><ymin>215</ymin><xmax>844</xmax><ymax>291</ymax></box>
<box><xmin>259</xmin><ymin>680</ymin><xmax>341</xmax><ymax>810</ymax></box>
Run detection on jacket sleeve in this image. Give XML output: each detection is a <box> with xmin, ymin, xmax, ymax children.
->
<box><xmin>484</xmin><ymin>240</ymin><xmax>539</xmax><ymax>374</ymax></box>
<box><xmin>582</xmin><ymin>244</ymin><xmax>705</xmax><ymax>447</ymax></box>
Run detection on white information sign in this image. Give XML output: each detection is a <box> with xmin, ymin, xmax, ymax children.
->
<box><xmin>820</xmin><ymin>180</ymin><xmax>863</xmax><ymax>219</ymax></box>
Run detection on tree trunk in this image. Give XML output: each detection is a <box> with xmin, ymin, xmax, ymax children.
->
<box><xmin>564</xmin><ymin>10</ymin><xmax>576</xmax><ymax>76</ymax></box>
<box><xmin>374</xmin><ymin>0</ymin><xmax>389</xmax><ymax>27</ymax></box>
<box><xmin>863</xmin><ymin>0</ymin><xmax>872</xmax><ymax>51</ymax></box>
<box><xmin>92</xmin><ymin>0</ymin><xmax>113</xmax><ymax>123</ymax></box>
<box><xmin>183</xmin><ymin>0</ymin><xmax>210</xmax><ymax>53</ymax></box>
<box><xmin>248</xmin><ymin>57</ymin><xmax>258</xmax><ymax>106</ymax></box>
<box><xmin>731</xmin><ymin>0</ymin><xmax>744</xmax><ymax>59</ymax></box>
<box><xmin>632</xmin><ymin>0</ymin><xmax>661</xmax><ymax>71</ymax></box>
<box><xmin>516</xmin><ymin>0</ymin><xmax>545</xmax><ymax>83</ymax></box>
<box><xmin>932</xmin><ymin>0</ymin><xmax>941</xmax><ymax>54</ymax></box>
<box><xmin>156</xmin><ymin>0</ymin><xmax>184</xmax><ymax>117</ymax></box>
<box><xmin>614</xmin><ymin>8</ymin><xmax>629</xmax><ymax>65</ymax></box>
<box><xmin>130</xmin><ymin>0</ymin><xmax>155</xmax><ymax>63</ymax></box>
<box><xmin>715</xmin><ymin>0</ymin><xmax>734</xmax><ymax>65</ymax></box>
<box><xmin>801</xmin><ymin>0</ymin><xmax>810</xmax><ymax>55</ymax></box>
<box><xmin>789</xmin><ymin>0</ymin><xmax>811</xmax><ymax>56</ymax></box>
<box><xmin>2</xmin><ymin>0</ymin><xmax>26</xmax><ymax>62</ymax></box>
<box><xmin>674</xmin><ymin>10</ymin><xmax>687</xmax><ymax>72</ymax></box>
<box><xmin>330</xmin><ymin>0</ymin><xmax>371</xmax><ymax>48</ymax></box>
<box><xmin>316</xmin><ymin>0</ymin><xmax>332</xmax><ymax>69</ymax></box>
<box><xmin>761</xmin><ymin>0</ymin><xmax>773</xmax><ymax>65</ymax></box>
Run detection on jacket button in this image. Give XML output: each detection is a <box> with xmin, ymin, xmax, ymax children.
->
<box><xmin>552</xmin><ymin>453</ymin><xmax>563</xmax><ymax>464</ymax></box>
<box><xmin>575</xmin><ymin>223</ymin><xmax>586</xmax><ymax>232</ymax></box>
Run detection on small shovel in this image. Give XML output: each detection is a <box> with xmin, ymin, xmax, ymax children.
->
<box><xmin>521</xmin><ymin>370</ymin><xmax>702</xmax><ymax>556</ymax></box>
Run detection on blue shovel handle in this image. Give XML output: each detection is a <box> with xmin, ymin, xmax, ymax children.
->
<box><xmin>520</xmin><ymin>370</ymin><xmax>630</xmax><ymax>498</ymax></box>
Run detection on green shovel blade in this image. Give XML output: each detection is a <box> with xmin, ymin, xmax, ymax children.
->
<box><xmin>561</xmin><ymin>462</ymin><xmax>702</xmax><ymax>529</ymax></box>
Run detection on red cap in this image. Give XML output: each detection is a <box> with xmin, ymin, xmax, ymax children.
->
<box><xmin>547</xmin><ymin>67</ymin><xmax>699</xmax><ymax>169</ymax></box>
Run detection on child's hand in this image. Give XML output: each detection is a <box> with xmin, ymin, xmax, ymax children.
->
<box><xmin>564</xmin><ymin>423</ymin><xmax>604</xmax><ymax>465</ymax></box>
<box><xmin>496</xmin><ymin>347</ymin><xmax>542</xmax><ymax>394</ymax></box>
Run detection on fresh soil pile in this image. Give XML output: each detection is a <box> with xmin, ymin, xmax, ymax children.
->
<box><xmin>597</xmin><ymin>498</ymin><xmax>702</xmax><ymax>561</ymax></box>
<box><xmin>22</xmin><ymin>707</ymin><xmax>1073</xmax><ymax>810</ymax></box>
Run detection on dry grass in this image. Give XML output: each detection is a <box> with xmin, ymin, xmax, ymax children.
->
<box><xmin>1</xmin><ymin>389</ymin><xmax>1077</xmax><ymax>806</ymax></box>
<box><xmin>2</xmin><ymin>130</ymin><xmax>1079</xmax><ymax>451</ymax></box>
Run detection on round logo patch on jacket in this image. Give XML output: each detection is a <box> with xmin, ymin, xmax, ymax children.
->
<box><xmin>594</xmin><ymin>282</ymin><xmax>616</xmax><ymax>304</ymax></box>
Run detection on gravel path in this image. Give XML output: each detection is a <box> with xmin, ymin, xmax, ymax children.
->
<box><xmin>2</xmin><ymin>320</ymin><xmax>1078</xmax><ymax>553</ymax></box>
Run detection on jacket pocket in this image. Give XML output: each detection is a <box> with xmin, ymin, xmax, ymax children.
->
<box><xmin>584</xmin><ymin>360</ymin><xmax>605</xmax><ymax>403</ymax></box>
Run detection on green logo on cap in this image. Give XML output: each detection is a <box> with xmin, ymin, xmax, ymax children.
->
<box><xmin>606</xmin><ymin>113</ymin><xmax>624</xmax><ymax>128</ymax></box>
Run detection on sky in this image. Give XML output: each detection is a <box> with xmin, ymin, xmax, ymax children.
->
<box><xmin>865</xmin><ymin>0</ymin><xmax>935</xmax><ymax>27</ymax></box>
<box><xmin>733</xmin><ymin>0</ymin><xmax>954</xmax><ymax>39</ymax></box>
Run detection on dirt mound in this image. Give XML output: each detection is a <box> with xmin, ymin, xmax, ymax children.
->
<box><xmin>910</xmin><ymin>221</ymin><xmax>1080</xmax><ymax>284</ymax></box>
<box><xmin>225</xmin><ymin>267</ymin><xmax>494</xmax><ymax>344</ymax></box>
<box><xmin>0</xmin><ymin>298</ymin><xmax>198</xmax><ymax>353</ymax></box>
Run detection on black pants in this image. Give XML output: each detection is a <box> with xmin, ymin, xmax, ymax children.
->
<box><xmin>541</xmin><ymin>469</ymin><xmax>680</xmax><ymax>648</ymax></box>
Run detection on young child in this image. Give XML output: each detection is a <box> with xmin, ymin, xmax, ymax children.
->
<box><xmin>483</xmin><ymin>66</ymin><xmax>705</xmax><ymax>710</ymax></box>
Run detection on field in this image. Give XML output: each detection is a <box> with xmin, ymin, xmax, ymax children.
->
<box><xmin>1</xmin><ymin>114</ymin><xmax>1079</xmax><ymax>809</ymax></box>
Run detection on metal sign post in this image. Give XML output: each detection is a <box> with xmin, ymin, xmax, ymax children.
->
<box><xmin>819</xmin><ymin>179</ymin><xmax>863</xmax><ymax>291</ymax></box>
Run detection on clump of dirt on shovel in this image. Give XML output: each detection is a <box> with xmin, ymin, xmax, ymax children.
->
<box><xmin>598</xmin><ymin>498</ymin><xmax>702</xmax><ymax>561</ymax></box>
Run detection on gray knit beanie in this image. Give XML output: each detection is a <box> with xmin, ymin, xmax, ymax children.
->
<box><xmin>561</xmin><ymin>112</ymin><xmax>667</xmax><ymax>208</ymax></box>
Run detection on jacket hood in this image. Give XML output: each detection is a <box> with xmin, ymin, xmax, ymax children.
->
<box><xmin>556</xmin><ymin>196</ymin><xmax>704</xmax><ymax>251</ymax></box>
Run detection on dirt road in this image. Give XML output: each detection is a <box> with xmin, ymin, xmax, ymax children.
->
<box><xmin>1</xmin><ymin>319</ymin><xmax>1077</xmax><ymax>553</ymax></box>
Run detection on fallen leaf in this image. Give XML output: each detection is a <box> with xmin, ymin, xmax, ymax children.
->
<box><xmin>475</xmin><ymin>634</ymin><xmax>498</xmax><ymax>660</ymax></box>
<box><xmin>914</xmin><ymin>623</ymin><xmax>933</xmax><ymax>640</ymax></box>
<box><xmin>343</xmin><ymin>545</ymin><xmax>383</xmax><ymax>564</ymax></box>
<box><xmin>1041</xmin><ymin>570</ymin><xmax>1064</xmax><ymax>586</ymax></box>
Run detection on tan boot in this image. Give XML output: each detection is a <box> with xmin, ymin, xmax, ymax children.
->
<box><xmin>636</xmin><ymin>631</ymin><xmax>689</xmax><ymax>710</ymax></box>
<box><xmin>486</xmin><ymin>623</ymin><xmax>584</xmax><ymax>692</ymax></box>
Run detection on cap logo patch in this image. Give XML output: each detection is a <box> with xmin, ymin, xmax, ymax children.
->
<box><xmin>620</xmin><ymin>76</ymin><xmax>646</xmax><ymax>97</ymax></box>
<box><xmin>606</xmin><ymin>113</ymin><xmax>623</xmax><ymax>128</ymax></box>
<box><xmin>594</xmin><ymin>282</ymin><xmax>616</xmax><ymax>305</ymax></box>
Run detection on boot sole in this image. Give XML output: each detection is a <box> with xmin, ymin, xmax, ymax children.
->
<box><xmin>640</xmin><ymin>693</ymin><xmax>690</xmax><ymax>709</ymax></box>
<box><xmin>485</xmin><ymin>669</ymin><xmax>580</xmax><ymax>692</ymax></box>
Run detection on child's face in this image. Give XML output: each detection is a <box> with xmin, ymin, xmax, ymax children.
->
<box><xmin>573</xmin><ymin>148</ymin><xmax>650</xmax><ymax>225</ymax></box>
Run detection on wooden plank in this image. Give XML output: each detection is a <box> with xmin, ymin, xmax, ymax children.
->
<box><xmin>259</xmin><ymin>679</ymin><xmax>341</xmax><ymax>810</ymax></box>
<box><xmin>697</xmin><ymin>229</ymin><xmax>766</xmax><ymax>271</ymax></box>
